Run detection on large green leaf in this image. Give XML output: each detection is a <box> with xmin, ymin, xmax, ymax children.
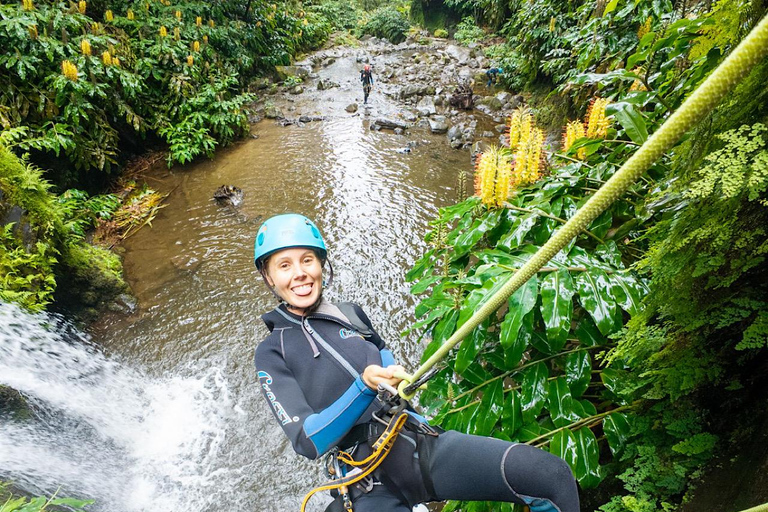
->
<box><xmin>573</xmin><ymin>427</ymin><xmax>605</xmax><ymax>488</ymax></box>
<box><xmin>609</xmin><ymin>271</ymin><xmax>648</xmax><ymax>316</ymax></box>
<box><xmin>453</xmin><ymin>209</ymin><xmax>503</xmax><ymax>257</ymax></box>
<box><xmin>603</xmin><ymin>412</ymin><xmax>632</xmax><ymax>456</ymax></box>
<box><xmin>608</xmin><ymin>101</ymin><xmax>649</xmax><ymax>144</ymax></box>
<box><xmin>574</xmin><ymin>270</ymin><xmax>622</xmax><ymax>336</ymax></box>
<box><xmin>521</xmin><ymin>362</ymin><xmax>550</xmax><ymax>423</ymax></box>
<box><xmin>588</xmin><ymin>210</ymin><xmax>612</xmax><ymax>241</ymax></box>
<box><xmin>457</xmin><ymin>274</ymin><xmax>512</xmax><ymax>329</ymax></box>
<box><xmin>507</xmin><ymin>310</ymin><xmax>534</xmax><ymax>367</ymax></box>
<box><xmin>550</xmin><ymin>428</ymin><xmax>578</xmax><ymax>469</ymax></box>
<box><xmin>548</xmin><ymin>377</ymin><xmax>582</xmax><ymax>428</ymax></box>
<box><xmin>565</xmin><ymin>350</ymin><xmax>592</xmax><ymax>398</ymax></box>
<box><xmin>497</xmin><ymin>214</ymin><xmax>537</xmax><ymax>251</ymax></box>
<box><xmin>423</xmin><ymin>308</ymin><xmax>459</xmax><ymax>361</ymax></box>
<box><xmin>501</xmin><ymin>389</ymin><xmax>523</xmax><ymax>437</ymax></box>
<box><xmin>468</xmin><ymin>379</ymin><xmax>503</xmax><ymax>436</ymax></box>
<box><xmin>456</xmin><ymin>320</ymin><xmax>489</xmax><ymax>374</ymax></box>
<box><xmin>499</xmin><ymin>276</ymin><xmax>538</xmax><ymax>350</ymax></box>
<box><xmin>540</xmin><ymin>269</ymin><xmax>575</xmax><ymax>352</ymax></box>
<box><xmin>574</xmin><ymin>316</ymin><xmax>607</xmax><ymax>346</ymax></box>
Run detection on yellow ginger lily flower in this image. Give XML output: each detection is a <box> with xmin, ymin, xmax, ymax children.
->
<box><xmin>62</xmin><ymin>60</ymin><xmax>78</xmax><ymax>81</ymax></box>
<box><xmin>29</xmin><ymin>24</ymin><xmax>38</xmax><ymax>39</ymax></box>
<box><xmin>208</xmin><ymin>19</ymin><xmax>215</xmax><ymax>28</ymax></box>
<box><xmin>563</xmin><ymin>120</ymin><xmax>586</xmax><ymax>159</ymax></box>
<box><xmin>506</xmin><ymin>106</ymin><xmax>533</xmax><ymax>152</ymax></box>
<box><xmin>193</xmin><ymin>40</ymin><xmax>200</xmax><ymax>51</ymax></box>
<box><xmin>91</xmin><ymin>22</ymin><xmax>100</xmax><ymax>33</ymax></box>
<box><xmin>514</xmin><ymin>128</ymin><xmax>545</xmax><ymax>186</ymax></box>
<box><xmin>113</xmin><ymin>56</ymin><xmax>120</xmax><ymax>67</ymax></box>
<box><xmin>637</xmin><ymin>16</ymin><xmax>652</xmax><ymax>40</ymax></box>
<box><xmin>81</xmin><ymin>39</ymin><xmax>92</xmax><ymax>56</ymax></box>
<box><xmin>102</xmin><ymin>51</ymin><xmax>112</xmax><ymax>65</ymax></box>
<box><xmin>203</xmin><ymin>34</ymin><xmax>208</xmax><ymax>43</ymax></box>
<box><xmin>127</xmin><ymin>9</ymin><xmax>134</xmax><ymax>20</ymax></box>
<box><xmin>187</xmin><ymin>55</ymin><xmax>194</xmax><ymax>66</ymax></box>
<box><xmin>585</xmin><ymin>98</ymin><xmax>610</xmax><ymax>139</ymax></box>
<box><xmin>105</xmin><ymin>10</ymin><xmax>113</xmax><ymax>22</ymax></box>
<box><xmin>175</xmin><ymin>10</ymin><xmax>181</xmax><ymax>21</ymax></box>
<box><xmin>159</xmin><ymin>26</ymin><xmax>167</xmax><ymax>37</ymax></box>
<box><xmin>78</xmin><ymin>0</ymin><xmax>86</xmax><ymax>13</ymax></box>
<box><xmin>474</xmin><ymin>145</ymin><xmax>513</xmax><ymax>208</ymax></box>
<box><xmin>549</xmin><ymin>16</ymin><xmax>555</xmax><ymax>32</ymax></box>
<box><xmin>174</xmin><ymin>27</ymin><xmax>180</xmax><ymax>40</ymax></box>
<box><xmin>22</xmin><ymin>0</ymin><xmax>34</xmax><ymax>11</ymax></box>
<box><xmin>303</xmin><ymin>18</ymin><xmax>308</xmax><ymax>26</ymax></box>
<box><xmin>196</xmin><ymin>16</ymin><xmax>202</xmax><ymax>27</ymax></box>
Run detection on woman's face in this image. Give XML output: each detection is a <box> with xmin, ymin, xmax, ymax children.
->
<box><xmin>264</xmin><ymin>247</ymin><xmax>323</xmax><ymax>313</ymax></box>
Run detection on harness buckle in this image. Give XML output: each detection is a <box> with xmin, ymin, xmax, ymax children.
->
<box><xmin>416</xmin><ymin>421</ymin><xmax>440</xmax><ymax>437</ymax></box>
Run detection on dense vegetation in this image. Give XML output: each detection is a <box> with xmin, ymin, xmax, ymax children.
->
<box><xmin>406</xmin><ymin>0</ymin><xmax>768</xmax><ymax>511</ymax></box>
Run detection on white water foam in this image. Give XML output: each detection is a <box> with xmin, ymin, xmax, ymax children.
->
<box><xmin>0</xmin><ymin>302</ymin><xmax>231</xmax><ymax>511</ymax></box>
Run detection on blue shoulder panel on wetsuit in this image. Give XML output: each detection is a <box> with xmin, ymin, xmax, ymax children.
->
<box><xmin>303</xmin><ymin>375</ymin><xmax>376</xmax><ymax>456</ymax></box>
<box><xmin>380</xmin><ymin>348</ymin><xmax>395</xmax><ymax>367</ymax></box>
<box><xmin>519</xmin><ymin>494</ymin><xmax>562</xmax><ymax>512</ymax></box>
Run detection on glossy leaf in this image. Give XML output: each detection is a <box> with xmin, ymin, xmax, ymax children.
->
<box><xmin>499</xmin><ymin>276</ymin><xmax>538</xmax><ymax>350</ymax></box>
<box><xmin>423</xmin><ymin>308</ymin><xmax>459</xmax><ymax>361</ymax></box>
<box><xmin>550</xmin><ymin>428</ymin><xmax>578</xmax><ymax>470</ymax></box>
<box><xmin>565</xmin><ymin>350</ymin><xmax>591</xmax><ymax>397</ymax></box>
<box><xmin>548</xmin><ymin>377</ymin><xmax>582</xmax><ymax>428</ymax></box>
<box><xmin>573</xmin><ymin>427</ymin><xmax>605</xmax><ymax>488</ymax></box>
<box><xmin>574</xmin><ymin>316</ymin><xmax>607</xmax><ymax>346</ymax></box>
<box><xmin>469</xmin><ymin>379</ymin><xmax>503</xmax><ymax>436</ymax></box>
<box><xmin>574</xmin><ymin>269</ymin><xmax>622</xmax><ymax>336</ymax></box>
<box><xmin>521</xmin><ymin>362</ymin><xmax>549</xmax><ymax>423</ymax></box>
<box><xmin>610</xmin><ymin>271</ymin><xmax>648</xmax><ymax>316</ymax></box>
<box><xmin>540</xmin><ymin>269</ymin><xmax>575</xmax><ymax>352</ymax></box>
<box><xmin>588</xmin><ymin>210</ymin><xmax>612</xmax><ymax>241</ymax></box>
<box><xmin>502</xmin><ymin>389</ymin><xmax>523</xmax><ymax>437</ymax></box>
<box><xmin>603</xmin><ymin>412</ymin><xmax>632</xmax><ymax>456</ymax></box>
<box><xmin>456</xmin><ymin>320</ymin><xmax>489</xmax><ymax>374</ymax></box>
<box><xmin>453</xmin><ymin>209</ymin><xmax>503</xmax><ymax>257</ymax></box>
<box><xmin>497</xmin><ymin>214</ymin><xmax>537</xmax><ymax>251</ymax></box>
<box><xmin>507</xmin><ymin>310</ymin><xmax>535</xmax><ymax>367</ymax></box>
<box><xmin>608</xmin><ymin>101</ymin><xmax>649</xmax><ymax>144</ymax></box>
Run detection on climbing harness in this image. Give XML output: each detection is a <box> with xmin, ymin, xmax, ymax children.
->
<box><xmin>396</xmin><ymin>13</ymin><xmax>768</xmax><ymax>400</ymax></box>
<box><xmin>300</xmin><ymin>385</ymin><xmax>411</xmax><ymax>512</ymax></box>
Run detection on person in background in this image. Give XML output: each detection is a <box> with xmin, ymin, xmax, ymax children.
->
<box><xmin>361</xmin><ymin>64</ymin><xmax>374</xmax><ymax>104</ymax></box>
<box><xmin>253</xmin><ymin>213</ymin><xmax>580</xmax><ymax>512</ymax></box>
<box><xmin>486</xmin><ymin>66</ymin><xmax>503</xmax><ymax>87</ymax></box>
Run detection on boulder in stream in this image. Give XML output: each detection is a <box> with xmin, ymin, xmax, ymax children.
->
<box><xmin>371</xmin><ymin>118</ymin><xmax>409</xmax><ymax>131</ymax></box>
<box><xmin>346</xmin><ymin>103</ymin><xmax>359</xmax><ymax>113</ymax></box>
<box><xmin>213</xmin><ymin>185</ymin><xmax>244</xmax><ymax>207</ymax></box>
<box><xmin>429</xmin><ymin>116</ymin><xmax>449</xmax><ymax>134</ymax></box>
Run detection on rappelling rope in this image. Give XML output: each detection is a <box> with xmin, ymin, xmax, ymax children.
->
<box><xmin>397</xmin><ymin>14</ymin><xmax>768</xmax><ymax>400</ymax></box>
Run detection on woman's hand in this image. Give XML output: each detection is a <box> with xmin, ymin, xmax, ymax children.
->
<box><xmin>362</xmin><ymin>364</ymin><xmax>405</xmax><ymax>390</ymax></box>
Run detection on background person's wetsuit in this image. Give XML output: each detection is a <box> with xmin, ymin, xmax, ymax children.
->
<box><xmin>254</xmin><ymin>300</ymin><xmax>580</xmax><ymax>512</ymax></box>
<box><xmin>486</xmin><ymin>67</ymin><xmax>502</xmax><ymax>86</ymax></box>
<box><xmin>360</xmin><ymin>68</ymin><xmax>374</xmax><ymax>104</ymax></box>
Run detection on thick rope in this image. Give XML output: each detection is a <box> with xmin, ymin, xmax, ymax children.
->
<box><xmin>740</xmin><ymin>503</ymin><xmax>768</xmax><ymax>512</ymax></box>
<box><xmin>398</xmin><ymin>14</ymin><xmax>768</xmax><ymax>399</ymax></box>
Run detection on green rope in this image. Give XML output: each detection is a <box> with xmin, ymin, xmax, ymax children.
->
<box><xmin>398</xmin><ymin>14</ymin><xmax>768</xmax><ymax>400</ymax></box>
<box><xmin>740</xmin><ymin>503</ymin><xmax>768</xmax><ymax>512</ymax></box>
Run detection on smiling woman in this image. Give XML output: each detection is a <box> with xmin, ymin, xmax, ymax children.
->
<box><xmin>251</xmin><ymin>214</ymin><xmax>580</xmax><ymax>512</ymax></box>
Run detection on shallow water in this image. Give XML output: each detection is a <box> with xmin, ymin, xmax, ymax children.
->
<box><xmin>1</xmin><ymin>49</ymin><xmax>478</xmax><ymax>511</ymax></box>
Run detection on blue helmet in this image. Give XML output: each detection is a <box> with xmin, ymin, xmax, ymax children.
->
<box><xmin>254</xmin><ymin>214</ymin><xmax>327</xmax><ymax>270</ymax></box>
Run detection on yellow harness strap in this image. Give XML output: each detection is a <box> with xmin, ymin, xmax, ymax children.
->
<box><xmin>299</xmin><ymin>412</ymin><xmax>409</xmax><ymax>512</ymax></box>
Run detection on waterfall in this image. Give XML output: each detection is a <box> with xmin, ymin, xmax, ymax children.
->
<box><xmin>0</xmin><ymin>302</ymin><xmax>232</xmax><ymax>512</ymax></box>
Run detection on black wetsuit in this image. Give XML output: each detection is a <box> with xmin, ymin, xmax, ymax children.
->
<box><xmin>254</xmin><ymin>301</ymin><xmax>580</xmax><ymax>512</ymax></box>
<box><xmin>360</xmin><ymin>69</ymin><xmax>374</xmax><ymax>103</ymax></box>
<box><xmin>486</xmin><ymin>67</ymin><xmax>501</xmax><ymax>86</ymax></box>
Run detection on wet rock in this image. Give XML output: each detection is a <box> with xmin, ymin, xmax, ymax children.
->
<box><xmin>496</xmin><ymin>91</ymin><xmax>513</xmax><ymax>105</ymax></box>
<box><xmin>317</xmin><ymin>79</ymin><xmax>340</xmax><ymax>90</ymax></box>
<box><xmin>107</xmin><ymin>293</ymin><xmax>138</xmax><ymax>314</ymax></box>
<box><xmin>213</xmin><ymin>185</ymin><xmax>244</xmax><ymax>207</ymax></box>
<box><xmin>450</xmin><ymin>139</ymin><xmax>463</xmax><ymax>149</ymax></box>
<box><xmin>429</xmin><ymin>116</ymin><xmax>449</xmax><ymax>134</ymax></box>
<box><xmin>290</xmin><ymin>85</ymin><xmax>304</xmax><ymax>95</ymax></box>
<box><xmin>400</xmin><ymin>84</ymin><xmax>427</xmax><ymax>99</ymax></box>
<box><xmin>171</xmin><ymin>254</ymin><xmax>202</xmax><ymax>273</ymax></box>
<box><xmin>495</xmin><ymin>123</ymin><xmax>507</xmax><ymax>133</ymax></box>
<box><xmin>371</xmin><ymin>118</ymin><xmax>408</xmax><ymax>131</ymax></box>
<box><xmin>275</xmin><ymin>65</ymin><xmax>310</xmax><ymax>80</ymax></box>
<box><xmin>299</xmin><ymin>115</ymin><xmax>324</xmax><ymax>123</ymax></box>
<box><xmin>247</xmin><ymin>112</ymin><xmax>263</xmax><ymax>124</ymax></box>
<box><xmin>447</xmin><ymin>124</ymin><xmax>463</xmax><ymax>141</ymax></box>
<box><xmin>402</xmin><ymin>111</ymin><xmax>418</xmax><ymax>122</ymax></box>
<box><xmin>510</xmin><ymin>94</ymin><xmax>525</xmax><ymax>110</ymax></box>
<box><xmin>264</xmin><ymin>105</ymin><xmax>284</xmax><ymax>119</ymax></box>
<box><xmin>394</xmin><ymin>128</ymin><xmax>404</xmax><ymax>135</ymax></box>
<box><xmin>346</xmin><ymin>103</ymin><xmax>358</xmax><ymax>113</ymax></box>
<box><xmin>445</xmin><ymin>45</ymin><xmax>471</xmax><ymax>65</ymax></box>
<box><xmin>482</xmin><ymin>131</ymin><xmax>496</xmax><ymax>138</ymax></box>
<box><xmin>480</xmin><ymin>96</ymin><xmax>503</xmax><ymax>111</ymax></box>
<box><xmin>323</xmin><ymin>57</ymin><xmax>336</xmax><ymax>67</ymax></box>
<box><xmin>416</xmin><ymin>96</ymin><xmax>436</xmax><ymax>117</ymax></box>
<box><xmin>250</xmin><ymin>77</ymin><xmax>272</xmax><ymax>91</ymax></box>
<box><xmin>467</xmin><ymin>58</ymin><xmax>479</xmax><ymax>68</ymax></box>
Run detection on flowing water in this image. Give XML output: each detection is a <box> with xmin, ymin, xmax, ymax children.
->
<box><xmin>1</xmin><ymin>48</ymin><xmax>479</xmax><ymax>511</ymax></box>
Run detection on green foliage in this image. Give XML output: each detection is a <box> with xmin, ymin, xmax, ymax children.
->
<box><xmin>0</xmin><ymin>0</ymin><xmax>326</xmax><ymax>181</ymax></box>
<box><xmin>434</xmin><ymin>28</ymin><xmax>448</xmax><ymax>38</ymax></box>
<box><xmin>357</xmin><ymin>6</ymin><xmax>410</xmax><ymax>43</ymax></box>
<box><xmin>0</xmin><ymin>486</ymin><xmax>93</xmax><ymax>512</ymax></box>
<box><xmin>309</xmin><ymin>0</ymin><xmax>362</xmax><ymax>30</ymax></box>
<box><xmin>454</xmin><ymin>16</ymin><xmax>484</xmax><ymax>46</ymax></box>
<box><xmin>284</xmin><ymin>75</ymin><xmax>304</xmax><ymax>87</ymax></box>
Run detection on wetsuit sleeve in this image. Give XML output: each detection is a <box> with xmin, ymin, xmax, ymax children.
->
<box><xmin>255</xmin><ymin>340</ymin><xmax>376</xmax><ymax>460</ymax></box>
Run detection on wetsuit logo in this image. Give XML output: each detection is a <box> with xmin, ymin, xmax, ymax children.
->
<box><xmin>258</xmin><ymin>371</ymin><xmax>295</xmax><ymax>425</ymax></box>
<box><xmin>339</xmin><ymin>328</ymin><xmax>363</xmax><ymax>339</ymax></box>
